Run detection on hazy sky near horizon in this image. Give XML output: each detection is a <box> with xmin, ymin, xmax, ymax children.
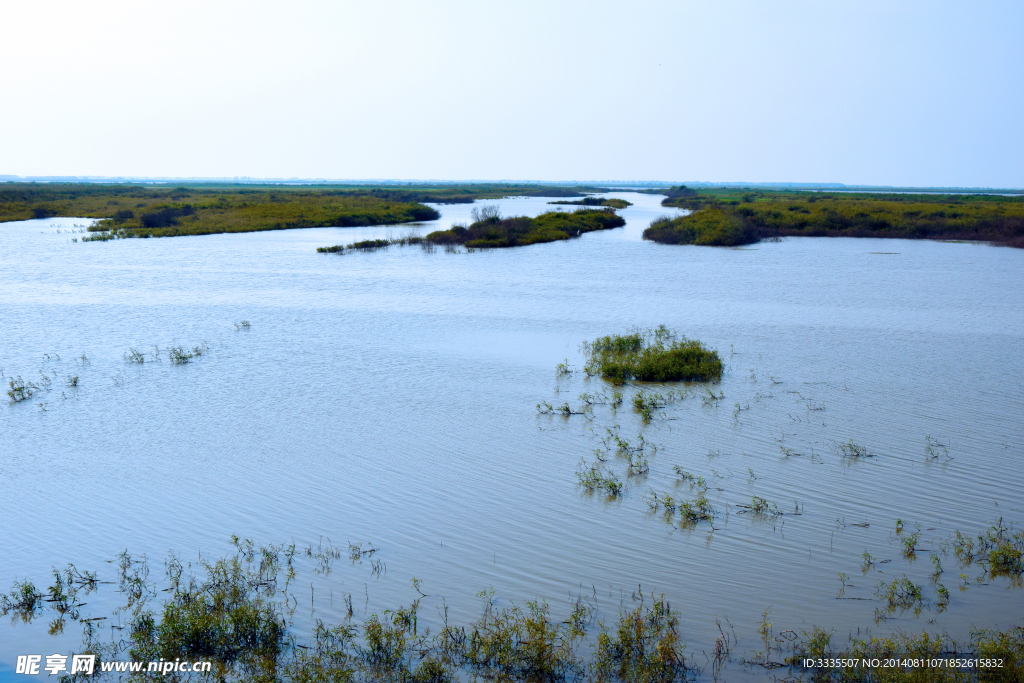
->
<box><xmin>3</xmin><ymin>1</ymin><xmax>1022</xmax><ymax>186</ymax></box>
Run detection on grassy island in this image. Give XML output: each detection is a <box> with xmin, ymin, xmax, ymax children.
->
<box><xmin>644</xmin><ymin>186</ymin><xmax>1024</xmax><ymax>247</ymax></box>
<box><xmin>0</xmin><ymin>183</ymin><xmax>611</xmax><ymax>239</ymax></box>
<box><xmin>549</xmin><ymin>197</ymin><xmax>632</xmax><ymax>209</ymax></box>
<box><xmin>583</xmin><ymin>327</ymin><xmax>723</xmax><ymax>383</ymax></box>
<box><xmin>424</xmin><ymin>207</ymin><xmax>625</xmax><ymax>249</ymax></box>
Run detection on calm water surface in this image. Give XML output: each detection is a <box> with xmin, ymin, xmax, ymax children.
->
<box><xmin>1</xmin><ymin>192</ymin><xmax>1022</xmax><ymax>678</ymax></box>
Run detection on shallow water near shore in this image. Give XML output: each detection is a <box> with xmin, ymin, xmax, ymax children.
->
<box><xmin>1</xmin><ymin>192</ymin><xmax>1022</xmax><ymax>678</ymax></box>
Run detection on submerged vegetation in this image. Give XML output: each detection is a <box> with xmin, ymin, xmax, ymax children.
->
<box><xmin>549</xmin><ymin>197</ymin><xmax>632</xmax><ymax>209</ymax></box>
<box><xmin>1</xmin><ymin>544</ymin><xmax>698</xmax><ymax>682</ymax></box>
<box><xmin>8</xmin><ymin>538</ymin><xmax>1020</xmax><ymax>682</ymax></box>
<box><xmin>792</xmin><ymin>626</ymin><xmax>1024</xmax><ymax>682</ymax></box>
<box><xmin>644</xmin><ymin>186</ymin><xmax>1024</xmax><ymax>247</ymax></box>
<box><xmin>582</xmin><ymin>327</ymin><xmax>722</xmax><ymax>383</ymax></box>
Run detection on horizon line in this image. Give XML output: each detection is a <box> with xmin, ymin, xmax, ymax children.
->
<box><xmin>2</xmin><ymin>175</ymin><xmax>1022</xmax><ymax>192</ymax></box>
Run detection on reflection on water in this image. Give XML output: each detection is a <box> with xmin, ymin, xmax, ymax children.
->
<box><xmin>1</xmin><ymin>192</ymin><xmax>1022</xmax><ymax>671</ymax></box>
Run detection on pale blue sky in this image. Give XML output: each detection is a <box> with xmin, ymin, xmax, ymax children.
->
<box><xmin>3</xmin><ymin>1</ymin><xmax>1021</xmax><ymax>186</ymax></box>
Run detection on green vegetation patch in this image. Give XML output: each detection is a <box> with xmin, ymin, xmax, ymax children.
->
<box><xmin>644</xmin><ymin>186</ymin><xmax>1024</xmax><ymax>247</ymax></box>
<box><xmin>425</xmin><ymin>207</ymin><xmax>624</xmax><ymax>249</ymax></box>
<box><xmin>582</xmin><ymin>327</ymin><xmax>723</xmax><ymax>383</ymax></box>
<box><xmin>549</xmin><ymin>197</ymin><xmax>632</xmax><ymax>209</ymax></box>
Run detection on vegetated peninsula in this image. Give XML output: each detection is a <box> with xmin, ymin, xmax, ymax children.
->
<box><xmin>0</xmin><ymin>183</ymin><xmax>610</xmax><ymax>239</ymax></box>
<box><xmin>643</xmin><ymin>186</ymin><xmax>1024</xmax><ymax>247</ymax></box>
<box><xmin>549</xmin><ymin>197</ymin><xmax>632</xmax><ymax>209</ymax></box>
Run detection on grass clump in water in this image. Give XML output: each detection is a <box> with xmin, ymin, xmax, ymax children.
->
<box><xmin>129</xmin><ymin>556</ymin><xmax>286</xmax><ymax>678</ymax></box>
<box><xmin>678</xmin><ymin>493</ymin><xmax>715</xmax><ymax>526</ymax></box>
<box><xmin>953</xmin><ymin>519</ymin><xmax>1024</xmax><ymax>576</ymax></box>
<box><xmin>792</xmin><ymin>626</ymin><xmax>1024</xmax><ymax>682</ymax></box>
<box><xmin>583</xmin><ymin>327</ymin><xmax>722</xmax><ymax>383</ymax></box>
<box><xmin>875</xmin><ymin>576</ymin><xmax>925</xmax><ymax>616</ymax></box>
<box><xmin>6</xmin><ymin>376</ymin><xmax>38</xmax><ymax>403</ymax></box>
<box><xmin>836</xmin><ymin>440</ymin><xmax>873</xmax><ymax>458</ymax></box>
<box><xmin>168</xmin><ymin>344</ymin><xmax>207</xmax><ymax>365</ymax></box>
<box><xmin>592</xmin><ymin>595</ymin><xmax>693</xmax><ymax>683</ymax></box>
<box><xmin>576</xmin><ymin>460</ymin><xmax>624</xmax><ymax>497</ymax></box>
<box><xmin>739</xmin><ymin>496</ymin><xmax>782</xmax><ymax>516</ymax></box>
<box><xmin>455</xmin><ymin>593</ymin><xmax>590</xmax><ymax>681</ymax></box>
<box><xmin>0</xmin><ymin>580</ymin><xmax>44</xmax><ymax>621</ymax></box>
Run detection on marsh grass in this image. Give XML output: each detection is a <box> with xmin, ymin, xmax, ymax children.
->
<box><xmin>792</xmin><ymin>626</ymin><xmax>1024</xmax><ymax>682</ymax></box>
<box><xmin>12</xmin><ymin>541</ymin><xmax>1023</xmax><ymax>682</ymax></box>
<box><xmin>738</xmin><ymin>496</ymin><xmax>782</xmax><ymax>516</ymax></box>
<box><xmin>950</xmin><ymin>519</ymin><xmax>1024</xmax><ymax>577</ymax></box>
<box><xmin>0</xmin><ymin>580</ymin><xmax>44</xmax><ymax>622</ymax></box>
<box><xmin>925</xmin><ymin>435</ymin><xmax>950</xmax><ymax>460</ymax></box>
<box><xmin>592</xmin><ymin>595</ymin><xmax>694</xmax><ymax>683</ymax></box>
<box><xmin>168</xmin><ymin>343</ymin><xmax>208</xmax><ymax>365</ymax></box>
<box><xmin>576</xmin><ymin>460</ymin><xmax>624</xmax><ymax>497</ymax></box>
<box><xmin>835</xmin><ymin>440</ymin><xmax>873</xmax><ymax>458</ymax></box>
<box><xmin>454</xmin><ymin>593</ymin><xmax>591</xmax><ymax>681</ymax></box>
<box><xmin>876</xmin><ymin>577</ymin><xmax>925</xmax><ymax>616</ymax></box>
<box><xmin>901</xmin><ymin>531</ymin><xmax>922</xmax><ymax>558</ymax></box>
<box><xmin>12</xmin><ymin>545</ymin><xmax>705</xmax><ymax>682</ymax></box>
<box><xmin>582</xmin><ymin>327</ymin><xmax>722</xmax><ymax>383</ymax></box>
<box><xmin>536</xmin><ymin>400</ymin><xmax>589</xmax><ymax>417</ymax></box>
<box><xmin>678</xmin><ymin>493</ymin><xmax>716</xmax><ymax>527</ymax></box>
<box><xmin>7</xmin><ymin>376</ymin><xmax>37</xmax><ymax>403</ymax></box>
<box><xmin>671</xmin><ymin>466</ymin><xmax>695</xmax><ymax>483</ymax></box>
<box><xmin>631</xmin><ymin>390</ymin><xmax>681</xmax><ymax>422</ymax></box>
